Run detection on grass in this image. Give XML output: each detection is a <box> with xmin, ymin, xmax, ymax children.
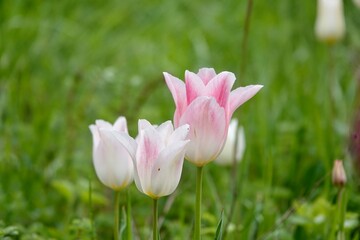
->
<box><xmin>1</xmin><ymin>0</ymin><xmax>360</xmax><ymax>239</ymax></box>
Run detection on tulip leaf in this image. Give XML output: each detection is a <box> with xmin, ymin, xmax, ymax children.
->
<box><xmin>214</xmin><ymin>210</ymin><xmax>223</xmax><ymax>240</ymax></box>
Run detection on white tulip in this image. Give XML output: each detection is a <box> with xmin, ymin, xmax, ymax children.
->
<box><xmin>315</xmin><ymin>0</ymin><xmax>345</xmax><ymax>44</ymax></box>
<box><xmin>354</xmin><ymin>0</ymin><xmax>360</xmax><ymax>8</ymax></box>
<box><xmin>214</xmin><ymin>119</ymin><xmax>245</xmax><ymax>166</ymax></box>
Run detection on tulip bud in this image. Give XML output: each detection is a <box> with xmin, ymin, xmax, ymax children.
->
<box><xmin>315</xmin><ymin>0</ymin><xmax>345</xmax><ymax>44</ymax></box>
<box><xmin>332</xmin><ymin>160</ymin><xmax>347</xmax><ymax>188</ymax></box>
<box><xmin>214</xmin><ymin>119</ymin><xmax>245</xmax><ymax>166</ymax></box>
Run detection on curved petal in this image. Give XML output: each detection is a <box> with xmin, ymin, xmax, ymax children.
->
<box><xmin>185</xmin><ymin>70</ymin><xmax>206</xmax><ymax>104</ymax></box>
<box><xmin>113</xmin><ymin>116</ymin><xmax>128</xmax><ymax>133</ymax></box>
<box><xmin>105</xmin><ymin>129</ymin><xmax>137</xmax><ymax>160</ymax></box>
<box><xmin>136</xmin><ymin>127</ymin><xmax>163</xmax><ymax>194</ymax></box>
<box><xmin>229</xmin><ymin>85</ymin><xmax>263</xmax><ymax>118</ymax></box>
<box><xmin>94</xmin><ymin>129</ymin><xmax>134</xmax><ymax>190</ymax></box>
<box><xmin>236</xmin><ymin>126</ymin><xmax>246</xmax><ymax>161</ymax></box>
<box><xmin>205</xmin><ymin>71</ymin><xmax>235</xmax><ymax>109</ymax></box>
<box><xmin>138</xmin><ymin>119</ymin><xmax>153</xmax><ymax>132</ymax></box>
<box><xmin>168</xmin><ymin>124</ymin><xmax>190</xmax><ymax>146</ymax></box>
<box><xmin>164</xmin><ymin>72</ymin><xmax>187</xmax><ymax>125</ymax></box>
<box><xmin>95</xmin><ymin>119</ymin><xmax>112</xmax><ymax>129</ymax></box>
<box><xmin>89</xmin><ymin>125</ymin><xmax>100</xmax><ymax>149</ymax></box>
<box><xmin>147</xmin><ymin>140</ymin><xmax>189</xmax><ymax>198</ymax></box>
<box><xmin>179</xmin><ymin>96</ymin><xmax>227</xmax><ymax>166</ymax></box>
<box><xmin>156</xmin><ymin>120</ymin><xmax>173</xmax><ymax>144</ymax></box>
<box><xmin>197</xmin><ymin>68</ymin><xmax>217</xmax><ymax>85</ymax></box>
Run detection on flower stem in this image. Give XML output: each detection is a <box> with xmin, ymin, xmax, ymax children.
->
<box><xmin>114</xmin><ymin>191</ymin><xmax>121</xmax><ymax>240</ymax></box>
<box><xmin>194</xmin><ymin>166</ymin><xmax>203</xmax><ymax>240</ymax></box>
<box><xmin>337</xmin><ymin>187</ymin><xmax>346</xmax><ymax>240</ymax></box>
<box><xmin>153</xmin><ymin>198</ymin><xmax>159</xmax><ymax>240</ymax></box>
<box><xmin>126</xmin><ymin>188</ymin><xmax>132</xmax><ymax>240</ymax></box>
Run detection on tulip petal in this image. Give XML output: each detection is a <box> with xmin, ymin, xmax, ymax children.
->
<box><xmin>94</xmin><ymin>129</ymin><xmax>134</xmax><ymax>190</ymax></box>
<box><xmin>156</xmin><ymin>120</ymin><xmax>174</xmax><ymax>144</ymax></box>
<box><xmin>179</xmin><ymin>96</ymin><xmax>227</xmax><ymax>166</ymax></box>
<box><xmin>197</xmin><ymin>68</ymin><xmax>217</xmax><ymax>85</ymax></box>
<box><xmin>89</xmin><ymin>125</ymin><xmax>100</xmax><ymax>149</ymax></box>
<box><xmin>168</xmin><ymin>124</ymin><xmax>190</xmax><ymax>146</ymax></box>
<box><xmin>164</xmin><ymin>72</ymin><xmax>187</xmax><ymax>126</ymax></box>
<box><xmin>236</xmin><ymin>126</ymin><xmax>246</xmax><ymax>161</ymax></box>
<box><xmin>138</xmin><ymin>119</ymin><xmax>153</xmax><ymax>131</ymax></box>
<box><xmin>205</xmin><ymin>71</ymin><xmax>235</xmax><ymax>109</ymax></box>
<box><xmin>148</xmin><ymin>140</ymin><xmax>189</xmax><ymax>198</ymax></box>
<box><xmin>113</xmin><ymin>116</ymin><xmax>128</xmax><ymax>133</ymax></box>
<box><xmin>229</xmin><ymin>85</ymin><xmax>263</xmax><ymax>117</ymax></box>
<box><xmin>106</xmin><ymin>129</ymin><xmax>137</xmax><ymax>160</ymax></box>
<box><xmin>185</xmin><ymin>70</ymin><xmax>206</xmax><ymax>104</ymax></box>
<box><xmin>95</xmin><ymin>119</ymin><xmax>112</xmax><ymax>129</ymax></box>
<box><xmin>136</xmin><ymin>127</ymin><xmax>163</xmax><ymax>195</ymax></box>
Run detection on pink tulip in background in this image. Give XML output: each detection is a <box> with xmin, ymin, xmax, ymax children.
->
<box><xmin>164</xmin><ymin>68</ymin><xmax>263</xmax><ymax>166</ymax></box>
<box><xmin>89</xmin><ymin>117</ymin><xmax>134</xmax><ymax>191</ymax></box>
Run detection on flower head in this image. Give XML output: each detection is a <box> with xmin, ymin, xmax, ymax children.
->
<box><xmin>315</xmin><ymin>0</ymin><xmax>345</xmax><ymax>44</ymax></box>
<box><xmin>130</xmin><ymin>120</ymin><xmax>190</xmax><ymax>199</ymax></box>
<box><xmin>214</xmin><ymin>119</ymin><xmax>245</xmax><ymax>166</ymax></box>
<box><xmin>89</xmin><ymin>117</ymin><xmax>134</xmax><ymax>191</ymax></box>
<box><xmin>332</xmin><ymin>160</ymin><xmax>347</xmax><ymax>188</ymax></box>
<box><xmin>164</xmin><ymin>68</ymin><xmax>262</xmax><ymax>166</ymax></box>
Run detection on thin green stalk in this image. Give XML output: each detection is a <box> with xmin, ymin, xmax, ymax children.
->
<box><xmin>126</xmin><ymin>188</ymin><xmax>132</xmax><ymax>240</ymax></box>
<box><xmin>194</xmin><ymin>166</ymin><xmax>203</xmax><ymax>240</ymax></box>
<box><xmin>337</xmin><ymin>187</ymin><xmax>346</xmax><ymax>240</ymax></box>
<box><xmin>114</xmin><ymin>191</ymin><xmax>121</xmax><ymax>240</ymax></box>
<box><xmin>153</xmin><ymin>198</ymin><xmax>159</xmax><ymax>240</ymax></box>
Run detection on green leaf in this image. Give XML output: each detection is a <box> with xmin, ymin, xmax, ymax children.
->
<box><xmin>214</xmin><ymin>210</ymin><xmax>223</xmax><ymax>240</ymax></box>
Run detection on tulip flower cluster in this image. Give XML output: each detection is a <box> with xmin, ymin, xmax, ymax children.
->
<box><xmin>89</xmin><ymin>67</ymin><xmax>262</xmax><ymax>239</ymax></box>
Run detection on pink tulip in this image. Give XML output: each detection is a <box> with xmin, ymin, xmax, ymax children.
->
<box><xmin>89</xmin><ymin>117</ymin><xmax>134</xmax><ymax>191</ymax></box>
<box><xmin>131</xmin><ymin>119</ymin><xmax>190</xmax><ymax>199</ymax></box>
<box><xmin>164</xmin><ymin>68</ymin><xmax>262</xmax><ymax>166</ymax></box>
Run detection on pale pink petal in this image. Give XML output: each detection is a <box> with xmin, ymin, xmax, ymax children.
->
<box><xmin>113</xmin><ymin>116</ymin><xmax>128</xmax><ymax>133</ymax></box>
<box><xmin>163</xmin><ymin>72</ymin><xmax>187</xmax><ymax>125</ymax></box>
<box><xmin>205</xmin><ymin>71</ymin><xmax>235</xmax><ymax>108</ymax></box>
<box><xmin>89</xmin><ymin>125</ymin><xmax>100</xmax><ymax>149</ymax></box>
<box><xmin>106</xmin><ymin>129</ymin><xmax>137</xmax><ymax>160</ymax></box>
<box><xmin>136</xmin><ymin>127</ymin><xmax>163</xmax><ymax>194</ymax></box>
<box><xmin>95</xmin><ymin>119</ymin><xmax>112</xmax><ymax>129</ymax></box>
<box><xmin>94</xmin><ymin>129</ymin><xmax>134</xmax><ymax>190</ymax></box>
<box><xmin>138</xmin><ymin>119</ymin><xmax>153</xmax><ymax>131</ymax></box>
<box><xmin>168</xmin><ymin>124</ymin><xmax>190</xmax><ymax>146</ymax></box>
<box><xmin>197</xmin><ymin>68</ymin><xmax>217</xmax><ymax>85</ymax></box>
<box><xmin>236</xmin><ymin>126</ymin><xmax>246</xmax><ymax>161</ymax></box>
<box><xmin>185</xmin><ymin>70</ymin><xmax>206</xmax><ymax>104</ymax></box>
<box><xmin>179</xmin><ymin>96</ymin><xmax>227</xmax><ymax>166</ymax></box>
<box><xmin>228</xmin><ymin>85</ymin><xmax>263</xmax><ymax>118</ymax></box>
<box><xmin>147</xmin><ymin>140</ymin><xmax>189</xmax><ymax>198</ymax></box>
<box><xmin>156</xmin><ymin>121</ymin><xmax>174</xmax><ymax>144</ymax></box>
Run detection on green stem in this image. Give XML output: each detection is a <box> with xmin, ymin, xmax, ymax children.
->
<box><xmin>114</xmin><ymin>191</ymin><xmax>120</xmax><ymax>240</ymax></box>
<box><xmin>126</xmin><ymin>188</ymin><xmax>132</xmax><ymax>240</ymax></box>
<box><xmin>337</xmin><ymin>187</ymin><xmax>346</xmax><ymax>240</ymax></box>
<box><xmin>153</xmin><ymin>198</ymin><xmax>159</xmax><ymax>240</ymax></box>
<box><xmin>194</xmin><ymin>166</ymin><xmax>203</xmax><ymax>240</ymax></box>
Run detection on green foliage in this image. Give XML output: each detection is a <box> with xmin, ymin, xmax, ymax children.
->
<box><xmin>1</xmin><ymin>0</ymin><xmax>360</xmax><ymax>239</ymax></box>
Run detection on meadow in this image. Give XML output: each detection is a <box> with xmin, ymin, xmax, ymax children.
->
<box><xmin>1</xmin><ymin>0</ymin><xmax>360</xmax><ymax>239</ymax></box>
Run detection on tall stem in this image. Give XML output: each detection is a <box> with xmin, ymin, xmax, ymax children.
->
<box><xmin>194</xmin><ymin>166</ymin><xmax>203</xmax><ymax>240</ymax></box>
<box><xmin>153</xmin><ymin>198</ymin><xmax>159</xmax><ymax>240</ymax></box>
<box><xmin>114</xmin><ymin>191</ymin><xmax>121</xmax><ymax>240</ymax></box>
<box><xmin>126</xmin><ymin>188</ymin><xmax>132</xmax><ymax>240</ymax></box>
<box><xmin>337</xmin><ymin>187</ymin><xmax>346</xmax><ymax>240</ymax></box>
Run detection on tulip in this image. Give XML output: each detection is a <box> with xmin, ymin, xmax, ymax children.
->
<box><xmin>214</xmin><ymin>119</ymin><xmax>245</xmax><ymax>166</ymax></box>
<box><xmin>89</xmin><ymin>116</ymin><xmax>135</xmax><ymax>240</ymax></box>
<box><xmin>129</xmin><ymin>119</ymin><xmax>190</xmax><ymax>199</ymax></box>
<box><xmin>164</xmin><ymin>68</ymin><xmax>262</xmax><ymax>240</ymax></box>
<box><xmin>332</xmin><ymin>160</ymin><xmax>347</xmax><ymax>188</ymax></box>
<box><xmin>315</xmin><ymin>0</ymin><xmax>345</xmax><ymax>44</ymax></box>
<box><xmin>354</xmin><ymin>0</ymin><xmax>360</xmax><ymax>8</ymax></box>
<box><xmin>164</xmin><ymin>68</ymin><xmax>262</xmax><ymax>166</ymax></box>
<box><xmin>89</xmin><ymin>117</ymin><xmax>134</xmax><ymax>190</ymax></box>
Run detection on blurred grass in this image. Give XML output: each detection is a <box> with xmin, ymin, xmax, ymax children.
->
<box><xmin>1</xmin><ymin>0</ymin><xmax>360</xmax><ymax>239</ymax></box>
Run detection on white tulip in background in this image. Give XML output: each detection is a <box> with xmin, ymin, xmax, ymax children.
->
<box><xmin>214</xmin><ymin>119</ymin><xmax>245</xmax><ymax>166</ymax></box>
<box><xmin>89</xmin><ymin>117</ymin><xmax>134</xmax><ymax>190</ymax></box>
<box><xmin>315</xmin><ymin>0</ymin><xmax>345</xmax><ymax>44</ymax></box>
<box><xmin>354</xmin><ymin>0</ymin><xmax>360</xmax><ymax>8</ymax></box>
